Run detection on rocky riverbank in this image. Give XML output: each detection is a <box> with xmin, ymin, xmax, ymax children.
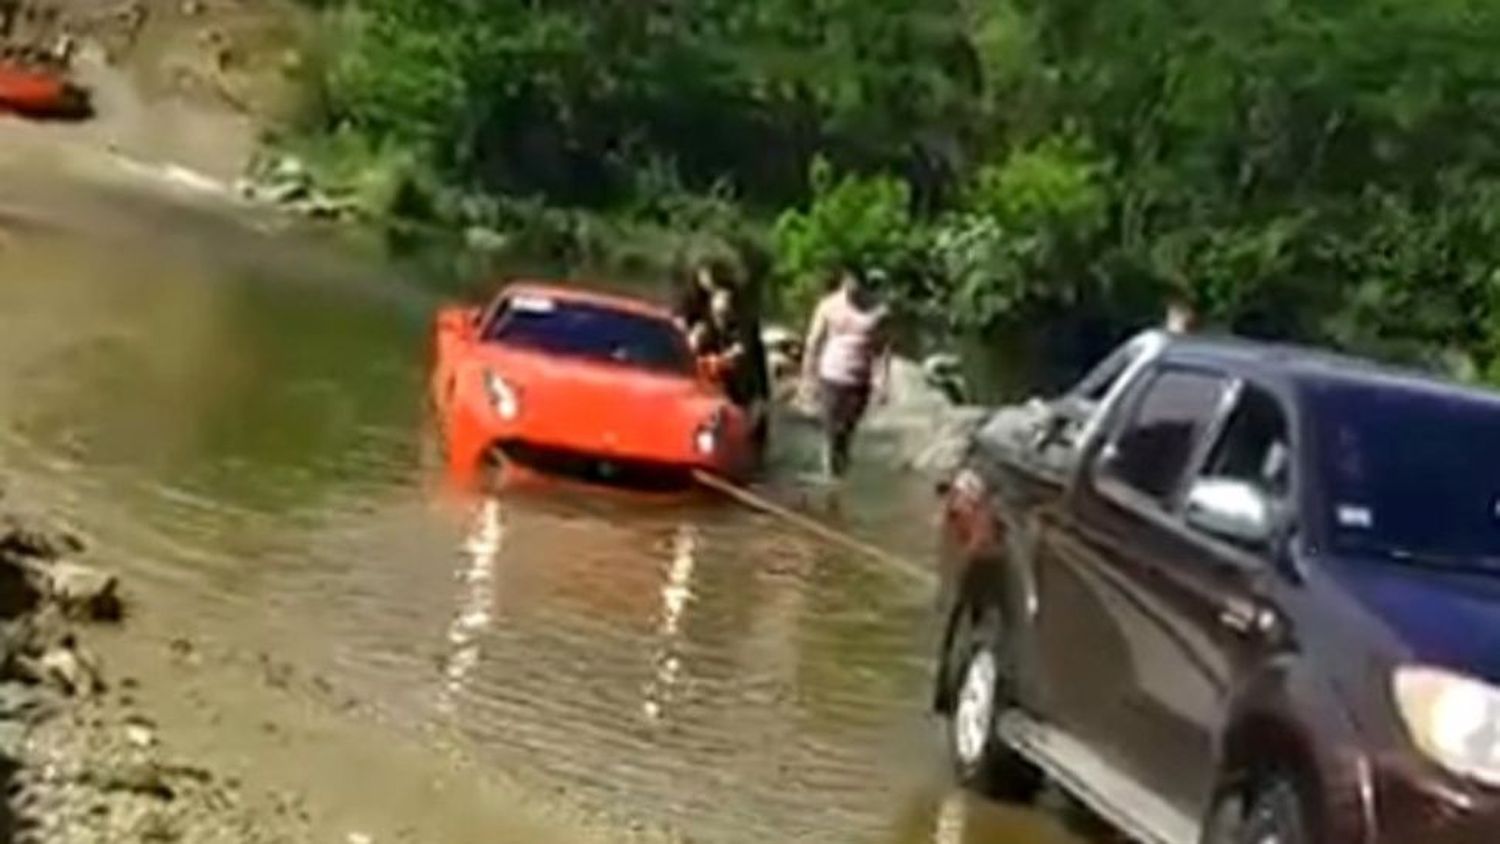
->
<box><xmin>0</xmin><ymin>499</ymin><xmax>314</xmax><ymax>844</ymax></box>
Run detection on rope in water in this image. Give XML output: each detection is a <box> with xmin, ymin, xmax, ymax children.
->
<box><xmin>691</xmin><ymin>469</ymin><xmax>929</xmax><ymax>580</ymax></box>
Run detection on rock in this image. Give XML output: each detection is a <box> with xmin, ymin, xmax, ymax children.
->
<box><xmin>348</xmin><ymin>833</ymin><xmax>374</xmax><ymax>844</ymax></box>
<box><xmin>922</xmin><ymin>352</ymin><xmax>962</xmax><ymax>377</ymax></box>
<box><xmin>0</xmin><ymin>515</ymin><xmax>84</xmax><ymax>560</ymax></box>
<box><xmin>91</xmin><ymin>759</ymin><xmax>174</xmax><ymax>799</ymax></box>
<box><xmin>36</xmin><ymin>640</ymin><xmax>101</xmax><ymax>697</ymax></box>
<box><xmin>1</xmin><ymin>605</ymin><xmax>53</xmax><ymax>662</ymax></box>
<box><xmin>921</xmin><ymin>352</ymin><xmax>969</xmax><ymax>405</ymax></box>
<box><xmin>0</xmin><ymin>719</ymin><xmax>26</xmax><ymax>758</ymax></box>
<box><xmin>124</xmin><ymin>722</ymin><xmax>155</xmax><ymax>749</ymax></box>
<box><xmin>262</xmin><ymin>179</ymin><xmax>309</xmax><ymax>205</ymax></box>
<box><xmin>44</xmin><ymin>561</ymin><xmax>122</xmax><ymax>622</ymax></box>
<box><xmin>881</xmin><ymin>356</ymin><xmax>955</xmax><ymax>412</ymax></box>
<box><xmin>167</xmin><ymin>637</ymin><xmax>200</xmax><ymax>667</ymax></box>
<box><xmin>269</xmin><ymin>155</ymin><xmax>307</xmax><ymax>184</ymax></box>
<box><xmin>0</xmin><ymin>558</ymin><xmax>41</xmax><ymax>619</ymax></box>
<box><xmin>762</xmin><ymin>323</ymin><xmax>799</xmax><ymax>351</ymax></box>
<box><xmin>180</xmin><ymin>0</ymin><xmax>202</xmax><ymax>15</ymax></box>
<box><xmin>289</xmin><ymin>193</ymin><xmax>354</xmax><ymax>220</ymax></box>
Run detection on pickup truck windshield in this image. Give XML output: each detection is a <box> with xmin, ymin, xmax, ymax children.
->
<box><xmin>1313</xmin><ymin>380</ymin><xmax>1500</xmax><ymax>565</ymax></box>
<box><xmin>486</xmin><ymin>299</ymin><xmax>694</xmax><ymax>376</ymax></box>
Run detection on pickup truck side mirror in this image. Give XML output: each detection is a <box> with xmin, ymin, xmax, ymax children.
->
<box><xmin>1184</xmin><ymin>477</ymin><xmax>1275</xmax><ymax>548</ymax></box>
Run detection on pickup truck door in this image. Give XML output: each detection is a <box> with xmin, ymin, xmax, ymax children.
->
<box><xmin>1104</xmin><ymin>381</ymin><xmax>1293</xmax><ymax>816</ymax></box>
<box><xmin>1031</xmin><ymin>365</ymin><xmax>1235</xmax><ymax>807</ymax></box>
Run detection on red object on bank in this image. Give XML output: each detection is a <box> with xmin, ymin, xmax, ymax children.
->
<box><xmin>0</xmin><ymin>63</ymin><xmax>87</xmax><ymax>117</ymax></box>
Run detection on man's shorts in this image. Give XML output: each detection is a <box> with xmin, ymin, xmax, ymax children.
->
<box><xmin>819</xmin><ymin>380</ymin><xmax>871</xmax><ymax>436</ymax></box>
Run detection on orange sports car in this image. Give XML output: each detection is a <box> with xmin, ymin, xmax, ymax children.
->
<box><xmin>431</xmin><ymin>281</ymin><xmax>755</xmax><ymax>490</ymax></box>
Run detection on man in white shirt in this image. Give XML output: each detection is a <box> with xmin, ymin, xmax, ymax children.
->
<box><xmin>800</xmin><ymin>267</ymin><xmax>891</xmax><ymax>477</ymax></box>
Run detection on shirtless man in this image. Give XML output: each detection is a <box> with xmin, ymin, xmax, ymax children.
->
<box><xmin>800</xmin><ymin>267</ymin><xmax>891</xmax><ymax>478</ymax></box>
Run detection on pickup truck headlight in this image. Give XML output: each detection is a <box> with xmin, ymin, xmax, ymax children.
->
<box><xmin>482</xmin><ymin>369</ymin><xmax>520</xmax><ymax>420</ymax></box>
<box><xmin>1394</xmin><ymin>666</ymin><xmax>1500</xmax><ymax>786</ymax></box>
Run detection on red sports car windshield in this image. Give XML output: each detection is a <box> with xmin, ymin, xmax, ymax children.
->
<box><xmin>485</xmin><ymin>295</ymin><xmax>694</xmax><ymax>376</ymax></box>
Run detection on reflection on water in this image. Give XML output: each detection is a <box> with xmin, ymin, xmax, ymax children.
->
<box><xmin>642</xmin><ymin>521</ymin><xmax>697</xmax><ymax>723</ymax></box>
<box><xmin>0</xmin><ymin>174</ymin><xmax>1100</xmax><ymax>844</ymax></box>
<box><xmin>441</xmin><ymin>497</ymin><xmax>506</xmax><ymax>714</ymax></box>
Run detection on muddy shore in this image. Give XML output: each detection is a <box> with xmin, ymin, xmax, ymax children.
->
<box><xmin>0</xmin><ymin>497</ymin><xmax>317</xmax><ymax>844</ymax></box>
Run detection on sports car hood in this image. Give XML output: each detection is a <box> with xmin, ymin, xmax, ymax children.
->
<box><xmin>1325</xmin><ymin>554</ymin><xmax>1500</xmax><ymax>684</ymax></box>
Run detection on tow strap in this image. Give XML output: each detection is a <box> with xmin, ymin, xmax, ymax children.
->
<box><xmin>691</xmin><ymin>469</ymin><xmax>927</xmax><ymax>580</ymax></box>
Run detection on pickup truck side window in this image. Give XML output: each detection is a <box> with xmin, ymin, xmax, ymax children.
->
<box><xmin>1200</xmin><ymin>385</ymin><xmax>1291</xmax><ymax>502</ymax></box>
<box><xmin>1100</xmin><ymin>368</ymin><xmax>1228</xmax><ymax>505</ymax></box>
<box><xmin>1072</xmin><ymin>333</ymin><xmax>1147</xmax><ymax>403</ymax></box>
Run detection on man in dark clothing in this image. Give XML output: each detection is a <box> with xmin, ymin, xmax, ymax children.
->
<box><xmin>672</xmin><ymin>262</ymin><xmax>716</xmax><ymax>337</ymax></box>
<box><xmin>673</xmin><ymin>260</ymin><xmax>771</xmax><ymax>453</ymax></box>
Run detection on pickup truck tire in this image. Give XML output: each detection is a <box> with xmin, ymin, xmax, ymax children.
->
<box><xmin>945</xmin><ymin>607</ymin><xmax>1041</xmax><ymax>801</ymax></box>
<box><xmin>1203</xmin><ymin>775</ymin><xmax>1309</xmax><ymax>844</ymax></box>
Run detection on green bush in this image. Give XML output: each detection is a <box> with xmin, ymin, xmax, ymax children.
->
<box><xmin>770</xmin><ymin>158</ymin><xmax>921</xmax><ymax>315</ymax></box>
<box><xmin>295</xmin><ymin>0</ymin><xmax>1500</xmax><ymax>380</ymax></box>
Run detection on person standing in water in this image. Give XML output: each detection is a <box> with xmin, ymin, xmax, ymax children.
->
<box><xmin>673</xmin><ymin>258</ymin><xmax>725</xmax><ymax>341</ymax></box>
<box><xmin>800</xmin><ymin>267</ymin><xmax>891</xmax><ymax>478</ymax></box>
<box><xmin>675</xmin><ymin>258</ymin><xmax>771</xmax><ymax>454</ymax></box>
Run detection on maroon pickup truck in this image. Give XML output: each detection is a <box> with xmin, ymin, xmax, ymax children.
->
<box><xmin>935</xmin><ymin>330</ymin><xmax>1500</xmax><ymax>844</ymax></box>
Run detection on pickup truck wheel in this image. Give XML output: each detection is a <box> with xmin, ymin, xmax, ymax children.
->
<box><xmin>1203</xmin><ymin>775</ymin><xmax>1309</xmax><ymax>844</ymax></box>
<box><xmin>946</xmin><ymin>609</ymin><xmax>1041</xmax><ymax>800</ymax></box>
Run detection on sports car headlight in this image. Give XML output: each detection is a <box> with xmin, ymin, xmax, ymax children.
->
<box><xmin>694</xmin><ymin>407</ymin><xmax>726</xmax><ymax>455</ymax></box>
<box><xmin>482</xmin><ymin>369</ymin><xmax>520</xmax><ymax>420</ymax></box>
<box><xmin>1394</xmin><ymin>666</ymin><xmax>1500</xmax><ymax>786</ymax></box>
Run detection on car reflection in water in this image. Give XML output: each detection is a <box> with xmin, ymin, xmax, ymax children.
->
<box><xmin>440</xmin><ymin>496</ymin><xmax>507</xmax><ymax>715</ymax></box>
<box><xmin>434</xmin><ymin>480</ymin><xmax>1097</xmax><ymax>844</ymax></box>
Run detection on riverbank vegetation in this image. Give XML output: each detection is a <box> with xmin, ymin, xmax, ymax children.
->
<box><xmin>289</xmin><ymin>0</ymin><xmax>1500</xmax><ymax>379</ymax></box>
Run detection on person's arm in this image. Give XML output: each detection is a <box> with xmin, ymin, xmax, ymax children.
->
<box><xmin>801</xmin><ymin>300</ymin><xmax>828</xmax><ymax>385</ymax></box>
<box><xmin>871</xmin><ymin>314</ymin><xmax>895</xmax><ymax>404</ymax></box>
<box><xmin>688</xmin><ymin>322</ymin><xmax>711</xmax><ymax>355</ymax></box>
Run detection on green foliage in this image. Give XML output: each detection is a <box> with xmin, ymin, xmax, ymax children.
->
<box><xmin>927</xmin><ymin>136</ymin><xmax>1110</xmax><ymax>327</ymax></box>
<box><xmin>299</xmin><ymin>0</ymin><xmax>1500</xmax><ymax>380</ymax></box>
<box><xmin>966</xmin><ymin>137</ymin><xmax>1107</xmax><ymax>233</ymax></box>
<box><xmin>770</xmin><ymin>158</ymin><xmax>920</xmax><ymax>315</ymax></box>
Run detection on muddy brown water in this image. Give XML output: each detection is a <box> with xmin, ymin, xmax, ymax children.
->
<box><xmin>0</xmin><ymin>166</ymin><xmax>1099</xmax><ymax>844</ymax></box>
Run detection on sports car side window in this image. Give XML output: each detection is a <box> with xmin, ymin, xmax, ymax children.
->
<box><xmin>480</xmin><ymin>299</ymin><xmax>511</xmax><ymax>339</ymax></box>
<box><xmin>1099</xmin><ymin>368</ymin><xmax>1229</xmax><ymax>507</ymax></box>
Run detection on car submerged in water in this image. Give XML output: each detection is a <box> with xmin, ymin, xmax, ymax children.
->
<box><xmin>430</xmin><ymin>281</ymin><xmax>755</xmax><ymax>490</ymax></box>
<box><xmin>934</xmin><ymin>330</ymin><xmax>1500</xmax><ymax>844</ymax></box>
